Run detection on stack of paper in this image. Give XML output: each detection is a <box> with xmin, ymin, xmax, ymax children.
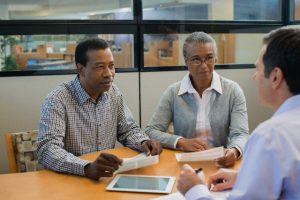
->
<box><xmin>175</xmin><ymin>147</ymin><xmax>224</xmax><ymax>162</ymax></box>
<box><xmin>115</xmin><ymin>153</ymin><xmax>159</xmax><ymax>173</ymax></box>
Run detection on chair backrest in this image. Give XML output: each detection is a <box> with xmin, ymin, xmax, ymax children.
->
<box><xmin>5</xmin><ymin>130</ymin><xmax>43</xmax><ymax>173</ymax></box>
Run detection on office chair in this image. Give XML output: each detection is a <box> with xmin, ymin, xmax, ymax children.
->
<box><xmin>5</xmin><ymin>130</ymin><xmax>43</xmax><ymax>173</ymax></box>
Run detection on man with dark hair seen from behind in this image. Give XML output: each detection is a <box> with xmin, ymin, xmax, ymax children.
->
<box><xmin>37</xmin><ymin>38</ymin><xmax>162</xmax><ymax>180</ymax></box>
<box><xmin>177</xmin><ymin>25</ymin><xmax>300</xmax><ymax>199</ymax></box>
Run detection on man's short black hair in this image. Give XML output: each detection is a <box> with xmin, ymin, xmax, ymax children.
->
<box><xmin>263</xmin><ymin>25</ymin><xmax>300</xmax><ymax>95</ymax></box>
<box><xmin>75</xmin><ymin>38</ymin><xmax>109</xmax><ymax>66</ymax></box>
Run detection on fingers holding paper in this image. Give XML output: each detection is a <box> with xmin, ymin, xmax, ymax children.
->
<box><xmin>141</xmin><ymin>140</ymin><xmax>162</xmax><ymax>156</ymax></box>
<box><xmin>84</xmin><ymin>153</ymin><xmax>123</xmax><ymax>180</ymax></box>
<box><xmin>207</xmin><ymin>168</ymin><xmax>237</xmax><ymax>192</ymax></box>
<box><xmin>215</xmin><ymin>148</ymin><xmax>238</xmax><ymax>167</ymax></box>
<box><xmin>176</xmin><ymin>138</ymin><xmax>209</xmax><ymax>152</ymax></box>
<box><xmin>177</xmin><ymin>164</ymin><xmax>205</xmax><ymax>195</ymax></box>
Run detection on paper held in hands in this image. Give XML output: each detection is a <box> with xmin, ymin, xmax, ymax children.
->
<box><xmin>115</xmin><ymin>153</ymin><xmax>159</xmax><ymax>173</ymax></box>
<box><xmin>175</xmin><ymin>146</ymin><xmax>224</xmax><ymax>162</ymax></box>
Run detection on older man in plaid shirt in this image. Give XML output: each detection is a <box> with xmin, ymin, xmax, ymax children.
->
<box><xmin>37</xmin><ymin>38</ymin><xmax>162</xmax><ymax>180</ymax></box>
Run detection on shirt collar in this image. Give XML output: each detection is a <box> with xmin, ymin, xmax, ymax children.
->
<box><xmin>73</xmin><ymin>75</ymin><xmax>91</xmax><ymax>104</ymax></box>
<box><xmin>273</xmin><ymin>94</ymin><xmax>300</xmax><ymax>117</ymax></box>
<box><xmin>178</xmin><ymin>71</ymin><xmax>222</xmax><ymax>96</ymax></box>
<box><xmin>73</xmin><ymin>75</ymin><xmax>109</xmax><ymax>104</ymax></box>
<box><xmin>211</xmin><ymin>71</ymin><xmax>222</xmax><ymax>94</ymax></box>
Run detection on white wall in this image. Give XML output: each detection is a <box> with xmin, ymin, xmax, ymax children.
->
<box><xmin>0</xmin><ymin>69</ymin><xmax>273</xmax><ymax>174</ymax></box>
<box><xmin>141</xmin><ymin>71</ymin><xmax>186</xmax><ymax>128</ymax></box>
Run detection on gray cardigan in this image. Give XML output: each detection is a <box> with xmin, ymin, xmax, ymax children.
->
<box><xmin>145</xmin><ymin>75</ymin><xmax>249</xmax><ymax>155</ymax></box>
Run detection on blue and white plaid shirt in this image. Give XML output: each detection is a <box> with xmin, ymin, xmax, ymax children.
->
<box><xmin>37</xmin><ymin>75</ymin><xmax>149</xmax><ymax>176</ymax></box>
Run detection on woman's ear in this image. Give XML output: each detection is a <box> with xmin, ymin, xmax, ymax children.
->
<box><xmin>184</xmin><ymin>58</ymin><xmax>188</xmax><ymax>66</ymax></box>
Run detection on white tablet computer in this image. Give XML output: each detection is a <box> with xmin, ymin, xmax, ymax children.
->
<box><xmin>106</xmin><ymin>174</ymin><xmax>176</xmax><ymax>194</ymax></box>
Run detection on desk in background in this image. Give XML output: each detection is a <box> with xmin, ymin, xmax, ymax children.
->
<box><xmin>0</xmin><ymin>147</ymin><xmax>240</xmax><ymax>200</ymax></box>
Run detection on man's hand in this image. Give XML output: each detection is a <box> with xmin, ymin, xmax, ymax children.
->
<box><xmin>84</xmin><ymin>153</ymin><xmax>122</xmax><ymax>180</ymax></box>
<box><xmin>207</xmin><ymin>168</ymin><xmax>238</xmax><ymax>191</ymax></box>
<box><xmin>141</xmin><ymin>140</ymin><xmax>162</xmax><ymax>156</ymax></box>
<box><xmin>177</xmin><ymin>164</ymin><xmax>205</xmax><ymax>195</ymax></box>
<box><xmin>215</xmin><ymin>148</ymin><xmax>239</xmax><ymax>167</ymax></box>
<box><xmin>176</xmin><ymin>138</ymin><xmax>208</xmax><ymax>152</ymax></box>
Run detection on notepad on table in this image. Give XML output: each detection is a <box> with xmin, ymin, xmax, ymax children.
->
<box><xmin>175</xmin><ymin>146</ymin><xmax>224</xmax><ymax>162</ymax></box>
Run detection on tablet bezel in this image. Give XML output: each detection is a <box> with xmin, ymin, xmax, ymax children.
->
<box><xmin>106</xmin><ymin>174</ymin><xmax>176</xmax><ymax>194</ymax></box>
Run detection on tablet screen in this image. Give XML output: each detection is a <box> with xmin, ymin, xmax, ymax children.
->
<box><xmin>106</xmin><ymin>174</ymin><xmax>176</xmax><ymax>194</ymax></box>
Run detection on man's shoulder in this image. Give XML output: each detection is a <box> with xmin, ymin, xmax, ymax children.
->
<box><xmin>250</xmin><ymin>110</ymin><xmax>300</xmax><ymax>152</ymax></box>
<box><xmin>45</xmin><ymin>80</ymin><xmax>74</xmax><ymax>102</ymax></box>
<box><xmin>108</xmin><ymin>83</ymin><xmax>122</xmax><ymax>97</ymax></box>
<box><xmin>252</xmin><ymin>112</ymin><xmax>293</xmax><ymax>138</ymax></box>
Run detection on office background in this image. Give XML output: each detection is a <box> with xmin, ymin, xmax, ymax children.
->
<box><xmin>0</xmin><ymin>0</ymin><xmax>299</xmax><ymax>173</ymax></box>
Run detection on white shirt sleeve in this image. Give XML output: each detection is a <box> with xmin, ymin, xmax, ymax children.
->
<box><xmin>174</xmin><ymin>136</ymin><xmax>183</xmax><ymax>149</ymax></box>
<box><xmin>185</xmin><ymin>184</ymin><xmax>213</xmax><ymax>200</ymax></box>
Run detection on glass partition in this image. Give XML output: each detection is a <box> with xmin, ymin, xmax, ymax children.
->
<box><xmin>0</xmin><ymin>34</ymin><xmax>134</xmax><ymax>71</ymax></box>
<box><xmin>144</xmin><ymin>33</ymin><xmax>264</xmax><ymax>67</ymax></box>
<box><xmin>0</xmin><ymin>0</ymin><xmax>133</xmax><ymax>20</ymax></box>
<box><xmin>142</xmin><ymin>0</ymin><xmax>281</xmax><ymax>21</ymax></box>
<box><xmin>1</xmin><ymin>0</ymin><xmax>298</xmax><ymax>75</ymax></box>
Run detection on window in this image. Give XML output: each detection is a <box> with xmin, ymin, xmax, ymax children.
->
<box><xmin>295</xmin><ymin>0</ymin><xmax>300</xmax><ymax>20</ymax></box>
<box><xmin>0</xmin><ymin>34</ymin><xmax>134</xmax><ymax>71</ymax></box>
<box><xmin>143</xmin><ymin>33</ymin><xmax>263</xmax><ymax>67</ymax></box>
<box><xmin>0</xmin><ymin>0</ymin><xmax>133</xmax><ymax>20</ymax></box>
<box><xmin>142</xmin><ymin>0</ymin><xmax>281</xmax><ymax>21</ymax></box>
<box><xmin>0</xmin><ymin>0</ymin><xmax>299</xmax><ymax>76</ymax></box>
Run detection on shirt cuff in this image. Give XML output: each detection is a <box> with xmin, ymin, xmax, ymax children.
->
<box><xmin>231</xmin><ymin>145</ymin><xmax>242</xmax><ymax>160</ymax></box>
<box><xmin>174</xmin><ymin>136</ymin><xmax>184</xmax><ymax>149</ymax></box>
<box><xmin>74</xmin><ymin>159</ymin><xmax>91</xmax><ymax>176</ymax></box>
<box><xmin>185</xmin><ymin>184</ymin><xmax>213</xmax><ymax>200</ymax></box>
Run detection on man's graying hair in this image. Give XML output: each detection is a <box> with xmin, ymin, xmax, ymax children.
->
<box><xmin>183</xmin><ymin>32</ymin><xmax>217</xmax><ymax>59</ymax></box>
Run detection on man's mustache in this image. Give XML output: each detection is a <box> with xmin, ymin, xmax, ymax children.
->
<box><xmin>100</xmin><ymin>78</ymin><xmax>113</xmax><ymax>83</ymax></box>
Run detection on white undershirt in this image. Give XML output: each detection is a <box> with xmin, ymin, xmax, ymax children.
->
<box><xmin>178</xmin><ymin>71</ymin><xmax>222</xmax><ymax>147</ymax></box>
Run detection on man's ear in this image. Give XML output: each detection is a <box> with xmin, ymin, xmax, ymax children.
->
<box><xmin>271</xmin><ymin>67</ymin><xmax>284</xmax><ymax>89</ymax></box>
<box><xmin>76</xmin><ymin>63</ymin><xmax>85</xmax><ymax>76</ymax></box>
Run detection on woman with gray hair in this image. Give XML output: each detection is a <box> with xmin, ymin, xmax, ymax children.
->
<box><xmin>145</xmin><ymin>32</ymin><xmax>249</xmax><ymax>167</ymax></box>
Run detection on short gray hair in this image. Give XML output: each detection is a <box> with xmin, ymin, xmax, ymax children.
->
<box><xmin>183</xmin><ymin>32</ymin><xmax>217</xmax><ymax>59</ymax></box>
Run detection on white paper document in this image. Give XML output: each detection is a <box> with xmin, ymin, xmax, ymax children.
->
<box><xmin>115</xmin><ymin>153</ymin><xmax>159</xmax><ymax>173</ymax></box>
<box><xmin>175</xmin><ymin>147</ymin><xmax>224</xmax><ymax>162</ymax></box>
<box><xmin>151</xmin><ymin>190</ymin><xmax>230</xmax><ymax>200</ymax></box>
